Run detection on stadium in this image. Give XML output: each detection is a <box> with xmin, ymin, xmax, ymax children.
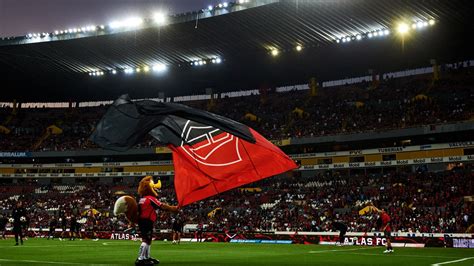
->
<box><xmin>0</xmin><ymin>0</ymin><xmax>473</xmax><ymax>265</ymax></box>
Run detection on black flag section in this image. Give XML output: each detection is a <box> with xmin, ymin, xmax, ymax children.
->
<box><xmin>90</xmin><ymin>95</ymin><xmax>255</xmax><ymax>151</ymax></box>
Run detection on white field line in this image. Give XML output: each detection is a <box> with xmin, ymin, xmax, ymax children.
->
<box><xmin>432</xmin><ymin>257</ymin><xmax>474</xmax><ymax>266</ymax></box>
<box><xmin>0</xmin><ymin>258</ymin><xmax>114</xmax><ymax>265</ymax></box>
<box><xmin>309</xmin><ymin>247</ymin><xmax>376</xmax><ymax>253</ymax></box>
<box><xmin>346</xmin><ymin>252</ymin><xmax>464</xmax><ymax>259</ymax></box>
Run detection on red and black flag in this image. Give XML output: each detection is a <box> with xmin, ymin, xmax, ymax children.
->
<box><xmin>91</xmin><ymin>95</ymin><xmax>297</xmax><ymax>206</ymax></box>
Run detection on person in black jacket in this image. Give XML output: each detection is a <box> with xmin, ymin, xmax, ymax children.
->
<box><xmin>12</xmin><ymin>201</ymin><xmax>27</xmax><ymax>246</ymax></box>
<box><xmin>0</xmin><ymin>213</ymin><xmax>7</xmax><ymax>239</ymax></box>
<box><xmin>48</xmin><ymin>216</ymin><xmax>57</xmax><ymax>240</ymax></box>
<box><xmin>332</xmin><ymin>221</ymin><xmax>348</xmax><ymax>246</ymax></box>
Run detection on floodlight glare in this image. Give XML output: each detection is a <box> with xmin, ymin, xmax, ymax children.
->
<box><xmin>345</xmin><ymin>37</ymin><xmax>351</xmax><ymax>42</ymax></box>
<box><xmin>125</xmin><ymin>17</ymin><xmax>143</xmax><ymax>28</ymax></box>
<box><xmin>367</xmin><ymin>32</ymin><xmax>373</xmax><ymax>38</ymax></box>
<box><xmin>423</xmin><ymin>21</ymin><xmax>428</xmax><ymax>27</ymax></box>
<box><xmin>208</xmin><ymin>5</ymin><xmax>213</xmax><ymax>11</ymax></box>
<box><xmin>397</xmin><ymin>23</ymin><xmax>409</xmax><ymax>34</ymax></box>
<box><xmin>143</xmin><ymin>66</ymin><xmax>150</xmax><ymax>72</ymax></box>
<box><xmin>355</xmin><ymin>35</ymin><xmax>362</xmax><ymax>40</ymax></box>
<box><xmin>384</xmin><ymin>29</ymin><xmax>390</xmax><ymax>35</ymax></box>
<box><xmin>218</xmin><ymin>4</ymin><xmax>223</xmax><ymax>8</ymax></box>
<box><xmin>296</xmin><ymin>45</ymin><xmax>303</xmax><ymax>51</ymax></box>
<box><xmin>124</xmin><ymin>68</ymin><xmax>134</xmax><ymax>74</ymax></box>
<box><xmin>417</xmin><ymin>21</ymin><xmax>424</xmax><ymax>28</ymax></box>
<box><xmin>136</xmin><ymin>67</ymin><xmax>141</xmax><ymax>73</ymax></box>
<box><xmin>153</xmin><ymin>12</ymin><xmax>167</xmax><ymax>26</ymax></box>
<box><xmin>373</xmin><ymin>31</ymin><xmax>379</xmax><ymax>37</ymax></box>
<box><xmin>54</xmin><ymin>31</ymin><xmax>59</xmax><ymax>35</ymax></box>
<box><xmin>112</xmin><ymin>70</ymin><xmax>117</xmax><ymax>74</ymax></box>
<box><xmin>223</xmin><ymin>2</ymin><xmax>228</xmax><ymax>8</ymax></box>
<box><xmin>109</xmin><ymin>21</ymin><xmax>122</xmax><ymax>29</ymax></box>
<box><xmin>152</xmin><ymin>63</ymin><xmax>167</xmax><ymax>72</ymax></box>
<box><xmin>271</xmin><ymin>49</ymin><xmax>279</xmax><ymax>56</ymax></box>
<box><xmin>429</xmin><ymin>19</ymin><xmax>435</xmax><ymax>26</ymax></box>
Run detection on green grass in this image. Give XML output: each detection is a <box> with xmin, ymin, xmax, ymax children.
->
<box><xmin>0</xmin><ymin>238</ymin><xmax>473</xmax><ymax>265</ymax></box>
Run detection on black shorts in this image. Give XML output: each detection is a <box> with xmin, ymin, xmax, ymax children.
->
<box><xmin>384</xmin><ymin>231</ymin><xmax>391</xmax><ymax>238</ymax></box>
<box><xmin>173</xmin><ymin>226</ymin><xmax>182</xmax><ymax>233</ymax></box>
<box><xmin>138</xmin><ymin>219</ymin><xmax>154</xmax><ymax>242</ymax></box>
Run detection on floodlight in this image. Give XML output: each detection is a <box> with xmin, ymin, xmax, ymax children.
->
<box><xmin>124</xmin><ymin>68</ymin><xmax>134</xmax><ymax>74</ymax></box>
<box><xmin>143</xmin><ymin>66</ymin><xmax>150</xmax><ymax>72</ymax></box>
<box><xmin>154</xmin><ymin>12</ymin><xmax>167</xmax><ymax>26</ymax></box>
<box><xmin>218</xmin><ymin>4</ymin><xmax>223</xmax><ymax>8</ymax></box>
<box><xmin>429</xmin><ymin>19</ymin><xmax>435</xmax><ymax>26</ymax></box>
<box><xmin>397</xmin><ymin>23</ymin><xmax>409</xmax><ymax>34</ymax></box>
<box><xmin>128</xmin><ymin>17</ymin><xmax>143</xmax><ymax>27</ymax></box>
<box><xmin>136</xmin><ymin>67</ymin><xmax>141</xmax><ymax>73</ymax></box>
<box><xmin>383</xmin><ymin>29</ymin><xmax>390</xmax><ymax>35</ymax></box>
<box><xmin>355</xmin><ymin>35</ymin><xmax>362</xmax><ymax>40</ymax></box>
<box><xmin>153</xmin><ymin>63</ymin><xmax>167</xmax><ymax>72</ymax></box>
<box><xmin>367</xmin><ymin>32</ymin><xmax>373</xmax><ymax>38</ymax></box>
<box><xmin>208</xmin><ymin>5</ymin><xmax>213</xmax><ymax>11</ymax></box>
<box><xmin>54</xmin><ymin>31</ymin><xmax>59</xmax><ymax>35</ymax></box>
<box><xmin>111</xmin><ymin>70</ymin><xmax>117</xmax><ymax>74</ymax></box>
<box><xmin>271</xmin><ymin>49</ymin><xmax>279</xmax><ymax>56</ymax></box>
<box><xmin>109</xmin><ymin>21</ymin><xmax>122</xmax><ymax>29</ymax></box>
<box><xmin>417</xmin><ymin>21</ymin><xmax>424</xmax><ymax>28</ymax></box>
<box><xmin>296</xmin><ymin>45</ymin><xmax>303</xmax><ymax>51</ymax></box>
<box><xmin>223</xmin><ymin>2</ymin><xmax>228</xmax><ymax>8</ymax></box>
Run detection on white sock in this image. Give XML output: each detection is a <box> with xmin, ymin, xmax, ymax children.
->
<box><xmin>145</xmin><ymin>244</ymin><xmax>151</xmax><ymax>259</ymax></box>
<box><xmin>138</xmin><ymin>242</ymin><xmax>147</xmax><ymax>260</ymax></box>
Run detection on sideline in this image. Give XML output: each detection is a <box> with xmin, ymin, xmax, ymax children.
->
<box><xmin>431</xmin><ymin>257</ymin><xmax>474</xmax><ymax>266</ymax></box>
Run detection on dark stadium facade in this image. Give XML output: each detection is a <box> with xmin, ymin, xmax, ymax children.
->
<box><xmin>0</xmin><ymin>0</ymin><xmax>473</xmax><ymax>101</ymax></box>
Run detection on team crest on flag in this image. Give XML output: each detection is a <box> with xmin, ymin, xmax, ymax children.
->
<box><xmin>180</xmin><ymin>120</ymin><xmax>242</xmax><ymax>167</ymax></box>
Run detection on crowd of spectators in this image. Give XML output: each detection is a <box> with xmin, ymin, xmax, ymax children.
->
<box><xmin>0</xmin><ymin>66</ymin><xmax>473</xmax><ymax>152</ymax></box>
<box><xmin>0</xmin><ymin>169</ymin><xmax>472</xmax><ymax>234</ymax></box>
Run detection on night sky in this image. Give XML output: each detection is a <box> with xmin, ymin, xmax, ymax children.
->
<box><xmin>0</xmin><ymin>0</ymin><xmax>219</xmax><ymax>36</ymax></box>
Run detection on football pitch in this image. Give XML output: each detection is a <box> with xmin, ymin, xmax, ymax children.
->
<box><xmin>0</xmin><ymin>239</ymin><xmax>473</xmax><ymax>265</ymax></box>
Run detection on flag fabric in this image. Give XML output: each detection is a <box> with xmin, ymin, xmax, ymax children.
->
<box><xmin>90</xmin><ymin>95</ymin><xmax>297</xmax><ymax>206</ymax></box>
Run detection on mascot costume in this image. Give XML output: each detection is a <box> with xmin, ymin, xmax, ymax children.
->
<box><xmin>114</xmin><ymin>176</ymin><xmax>178</xmax><ymax>265</ymax></box>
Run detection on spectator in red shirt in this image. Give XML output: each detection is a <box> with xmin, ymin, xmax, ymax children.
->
<box><xmin>376</xmin><ymin>208</ymin><xmax>393</xmax><ymax>253</ymax></box>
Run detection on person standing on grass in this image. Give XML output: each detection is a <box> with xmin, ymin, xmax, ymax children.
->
<box><xmin>332</xmin><ymin>220</ymin><xmax>348</xmax><ymax>246</ymax></box>
<box><xmin>172</xmin><ymin>216</ymin><xmax>184</xmax><ymax>244</ymax></box>
<box><xmin>0</xmin><ymin>213</ymin><xmax>7</xmax><ymax>239</ymax></box>
<box><xmin>12</xmin><ymin>200</ymin><xmax>27</xmax><ymax>246</ymax></box>
<box><xmin>47</xmin><ymin>216</ymin><xmax>57</xmax><ymax>240</ymax></box>
<box><xmin>374</xmin><ymin>207</ymin><xmax>394</xmax><ymax>253</ymax></box>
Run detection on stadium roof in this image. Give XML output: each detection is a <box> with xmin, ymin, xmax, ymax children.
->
<box><xmin>1</xmin><ymin>0</ymin><xmax>473</xmax><ymax>101</ymax></box>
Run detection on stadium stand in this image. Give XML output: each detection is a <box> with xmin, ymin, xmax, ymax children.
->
<box><xmin>0</xmin><ymin>168</ymin><xmax>472</xmax><ymax>234</ymax></box>
<box><xmin>0</xmin><ymin>64</ymin><xmax>472</xmax><ymax>152</ymax></box>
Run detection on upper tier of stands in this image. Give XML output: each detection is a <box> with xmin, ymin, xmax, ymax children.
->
<box><xmin>1</xmin><ymin>62</ymin><xmax>472</xmax><ymax>152</ymax></box>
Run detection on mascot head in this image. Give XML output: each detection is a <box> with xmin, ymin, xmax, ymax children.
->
<box><xmin>138</xmin><ymin>175</ymin><xmax>161</xmax><ymax>197</ymax></box>
<box><xmin>114</xmin><ymin>176</ymin><xmax>162</xmax><ymax>224</ymax></box>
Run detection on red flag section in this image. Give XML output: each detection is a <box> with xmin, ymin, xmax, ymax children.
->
<box><xmin>171</xmin><ymin>128</ymin><xmax>297</xmax><ymax>206</ymax></box>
